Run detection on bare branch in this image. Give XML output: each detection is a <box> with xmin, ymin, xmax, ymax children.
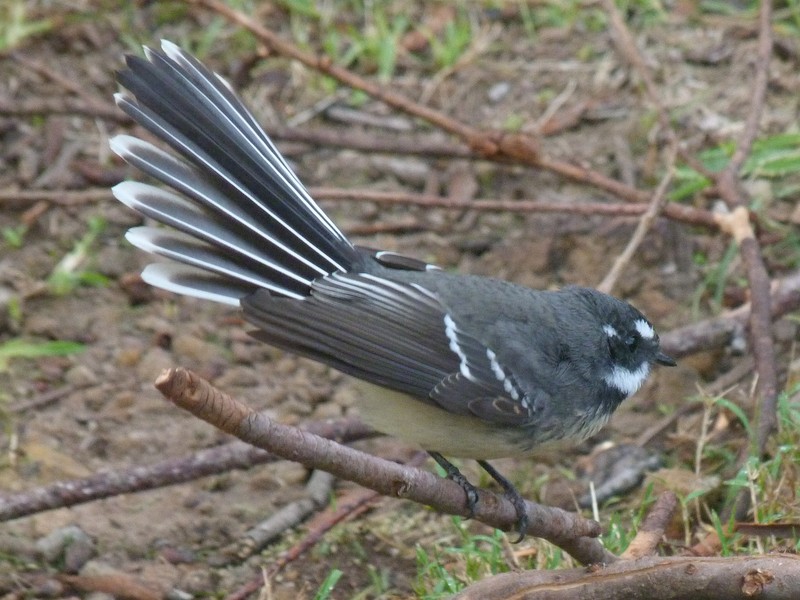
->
<box><xmin>310</xmin><ymin>187</ymin><xmax>719</xmax><ymax>228</ymax></box>
<box><xmin>155</xmin><ymin>367</ymin><xmax>614</xmax><ymax>565</ymax></box>
<box><xmin>454</xmin><ymin>554</ymin><xmax>800</xmax><ymax>600</ymax></box>
<box><xmin>0</xmin><ymin>189</ymin><xmax>113</xmax><ymax>206</ymax></box>
<box><xmin>621</xmin><ymin>491</ymin><xmax>678</xmax><ymax>559</ymax></box>
<box><xmin>659</xmin><ymin>269</ymin><xmax>800</xmax><ymax>359</ymax></box>
<box><xmin>712</xmin><ymin>0</ymin><xmax>777</xmax><ymax>459</ymax></box>
<box><xmin>188</xmin><ymin>0</ymin><xmax>707</xmax><ymax>217</ymax></box>
<box><xmin>0</xmin><ymin>418</ymin><xmax>372</xmax><ymax>522</ymax></box>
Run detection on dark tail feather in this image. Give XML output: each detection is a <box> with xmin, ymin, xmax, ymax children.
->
<box><xmin>112</xmin><ymin>40</ymin><xmax>358</xmax><ymax>304</ymax></box>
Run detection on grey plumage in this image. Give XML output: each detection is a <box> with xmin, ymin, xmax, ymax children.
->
<box><xmin>113</xmin><ymin>41</ymin><xmax>674</xmax><ymax>463</ymax></box>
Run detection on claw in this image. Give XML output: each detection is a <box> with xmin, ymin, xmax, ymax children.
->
<box><xmin>429</xmin><ymin>452</ymin><xmax>480</xmax><ymax>518</ymax></box>
<box><xmin>429</xmin><ymin>453</ymin><xmax>529</xmax><ymax>541</ymax></box>
<box><xmin>478</xmin><ymin>460</ymin><xmax>528</xmax><ymax>542</ymax></box>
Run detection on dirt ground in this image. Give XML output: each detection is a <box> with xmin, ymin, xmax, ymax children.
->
<box><xmin>1</xmin><ymin>2</ymin><xmax>799</xmax><ymax>599</ymax></box>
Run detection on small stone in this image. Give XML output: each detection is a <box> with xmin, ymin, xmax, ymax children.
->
<box><xmin>114</xmin><ymin>390</ymin><xmax>136</xmax><ymax>410</ymax></box>
<box><xmin>36</xmin><ymin>525</ymin><xmax>95</xmax><ymax>572</ymax></box>
<box><xmin>64</xmin><ymin>364</ymin><xmax>98</xmax><ymax>387</ymax></box>
<box><xmin>64</xmin><ymin>534</ymin><xmax>95</xmax><ymax>573</ymax></box>
<box><xmin>214</xmin><ymin>365</ymin><xmax>260</xmax><ymax>388</ymax></box>
<box><xmin>487</xmin><ymin>81</ymin><xmax>511</xmax><ymax>103</ymax></box>
<box><xmin>332</xmin><ymin>384</ymin><xmax>359</xmax><ymax>409</ymax></box>
<box><xmin>136</xmin><ymin>346</ymin><xmax>173</xmax><ymax>381</ymax></box>
<box><xmin>116</xmin><ymin>343</ymin><xmax>144</xmax><ymax>368</ymax></box>
<box><xmin>81</xmin><ymin>385</ymin><xmax>109</xmax><ymax>411</ymax></box>
<box><xmin>93</xmin><ymin>245</ymin><xmax>137</xmax><ymax>278</ymax></box>
<box><xmin>311</xmin><ymin>401</ymin><xmax>344</xmax><ymax>420</ymax></box>
<box><xmin>172</xmin><ymin>333</ymin><xmax>220</xmax><ymax>364</ymax></box>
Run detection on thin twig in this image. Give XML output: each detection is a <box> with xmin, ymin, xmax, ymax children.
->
<box><xmin>0</xmin><ymin>189</ymin><xmax>114</xmax><ymax>206</ymax></box>
<box><xmin>309</xmin><ymin>187</ymin><xmax>719</xmax><ymax>228</ymax></box>
<box><xmin>188</xmin><ymin>0</ymin><xmax>703</xmax><ymax>216</ymax></box>
<box><xmin>0</xmin><ymin>418</ymin><xmax>373</xmax><ymax>522</ymax></box>
<box><xmin>597</xmin><ymin>144</ymin><xmax>677</xmax><ymax>294</ymax></box>
<box><xmin>0</xmin><ymin>185</ymin><xmax>718</xmax><ymax>228</ymax></box>
<box><xmin>237</xmin><ymin>470</ymin><xmax>336</xmax><ymax>558</ymax></box>
<box><xmin>621</xmin><ymin>491</ymin><xmax>678</xmax><ymax>559</ymax></box>
<box><xmin>188</xmin><ymin>0</ymin><xmax>497</xmax><ymax>153</ymax></box>
<box><xmin>723</xmin><ymin>2</ymin><xmax>774</xmax><ymax>177</ymax></box>
<box><xmin>11</xmin><ymin>383</ymin><xmax>83</xmax><ymax>414</ymax></box>
<box><xmin>267</xmin><ymin>124</ymin><xmax>472</xmax><ymax>158</ymax></box>
<box><xmin>267</xmin><ymin>452</ymin><xmax>429</xmax><ymax>578</ymax></box>
<box><xmin>602</xmin><ymin>0</ymin><xmax>662</xmax><ymax>111</ymax></box>
<box><xmin>0</xmin><ymin>97</ymin><xmax>127</xmax><ymax>122</ymax></box>
<box><xmin>225</xmin><ymin>484</ymin><xmax>385</xmax><ymax>600</ymax></box>
<box><xmin>601</xmin><ymin>0</ymin><xmax>714</xmax><ymax>179</ymax></box>
<box><xmin>713</xmin><ymin>0</ymin><xmax>777</xmax><ymax>460</ymax></box>
<box><xmin>659</xmin><ymin>269</ymin><xmax>800</xmax><ymax>359</ymax></box>
<box><xmin>11</xmin><ymin>52</ymin><xmax>112</xmax><ymax>114</ymax></box>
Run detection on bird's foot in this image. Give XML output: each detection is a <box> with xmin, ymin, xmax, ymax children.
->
<box><xmin>478</xmin><ymin>459</ymin><xmax>529</xmax><ymax>542</ymax></box>
<box><xmin>429</xmin><ymin>452</ymin><xmax>480</xmax><ymax>518</ymax></box>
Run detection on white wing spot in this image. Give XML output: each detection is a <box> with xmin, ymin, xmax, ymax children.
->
<box><xmin>635</xmin><ymin>319</ymin><xmax>655</xmax><ymax>340</ymax></box>
<box><xmin>603</xmin><ymin>363</ymin><xmax>651</xmax><ymax>397</ymax></box>
<box><xmin>444</xmin><ymin>314</ymin><xmax>476</xmax><ymax>382</ymax></box>
<box><xmin>486</xmin><ymin>348</ymin><xmax>520</xmax><ymax>400</ymax></box>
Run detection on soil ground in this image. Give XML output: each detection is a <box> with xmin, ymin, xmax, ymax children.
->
<box><xmin>1</xmin><ymin>2</ymin><xmax>798</xmax><ymax>599</ymax></box>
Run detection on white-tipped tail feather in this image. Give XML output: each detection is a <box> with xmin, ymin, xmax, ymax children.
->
<box><xmin>140</xmin><ymin>263</ymin><xmax>250</xmax><ymax>306</ymax></box>
<box><xmin>112</xmin><ymin>40</ymin><xmax>358</xmax><ymax>304</ymax></box>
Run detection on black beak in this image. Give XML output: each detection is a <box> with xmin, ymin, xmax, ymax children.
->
<box><xmin>655</xmin><ymin>351</ymin><xmax>677</xmax><ymax>367</ymax></box>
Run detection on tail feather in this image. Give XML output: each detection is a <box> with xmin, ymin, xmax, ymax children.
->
<box><xmin>112</xmin><ymin>40</ymin><xmax>358</xmax><ymax>304</ymax></box>
<box><xmin>141</xmin><ymin>263</ymin><xmax>258</xmax><ymax>306</ymax></box>
<box><xmin>115</xmin><ymin>179</ymin><xmax>316</xmax><ymax>292</ymax></box>
<box><xmin>153</xmin><ymin>41</ymin><xmax>343</xmax><ymax>242</ymax></box>
<box><xmin>115</xmin><ymin>48</ymin><xmax>350</xmax><ymax>266</ymax></box>
<box><xmin>110</xmin><ymin>136</ymin><xmax>329</xmax><ymax>280</ymax></box>
<box><xmin>126</xmin><ymin>227</ymin><xmax>307</xmax><ymax>300</ymax></box>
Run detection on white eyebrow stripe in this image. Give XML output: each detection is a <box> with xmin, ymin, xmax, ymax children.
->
<box><xmin>603</xmin><ymin>324</ymin><xmax>618</xmax><ymax>338</ymax></box>
<box><xmin>634</xmin><ymin>319</ymin><xmax>655</xmax><ymax>339</ymax></box>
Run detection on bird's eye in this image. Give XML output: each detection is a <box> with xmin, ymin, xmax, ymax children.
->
<box><xmin>625</xmin><ymin>335</ymin><xmax>639</xmax><ymax>351</ymax></box>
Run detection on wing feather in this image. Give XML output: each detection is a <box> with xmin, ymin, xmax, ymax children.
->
<box><xmin>242</xmin><ymin>273</ymin><xmax>534</xmax><ymax>423</ymax></box>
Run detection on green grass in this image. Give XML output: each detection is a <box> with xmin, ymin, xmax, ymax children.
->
<box><xmin>0</xmin><ymin>0</ymin><xmax>52</xmax><ymax>51</ymax></box>
<box><xmin>47</xmin><ymin>216</ymin><xmax>110</xmax><ymax>296</ymax></box>
<box><xmin>414</xmin><ymin>517</ymin><xmax>511</xmax><ymax>598</ymax></box>
<box><xmin>672</xmin><ymin>133</ymin><xmax>800</xmax><ymax>203</ymax></box>
<box><xmin>313</xmin><ymin>568</ymin><xmax>343</xmax><ymax>600</ymax></box>
<box><xmin>2</xmin><ymin>224</ymin><xmax>28</xmax><ymax>249</ymax></box>
<box><xmin>687</xmin><ymin>388</ymin><xmax>800</xmax><ymax>556</ymax></box>
<box><xmin>672</xmin><ymin>131</ymin><xmax>800</xmax><ymax>314</ymax></box>
<box><xmin>0</xmin><ymin>338</ymin><xmax>85</xmax><ymax>371</ymax></box>
<box><xmin>413</xmin><ymin>386</ymin><xmax>800</xmax><ymax>594</ymax></box>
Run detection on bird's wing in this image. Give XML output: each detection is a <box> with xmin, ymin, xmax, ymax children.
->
<box><xmin>242</xmin><ymin>272</ymin><xmax>536</xmax><ymax>425</ymax></box>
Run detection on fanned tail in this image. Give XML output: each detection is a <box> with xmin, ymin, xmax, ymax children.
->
<box><xmin>112</xmin><ymin>40</ymin><xmax>358</xmax><ymax>305</ymax></box>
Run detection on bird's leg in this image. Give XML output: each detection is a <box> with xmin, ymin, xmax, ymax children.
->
<box><xmin>477</xmin><ymin>459</ymin><xmax>528</xmax><ymax>542</ymax></box>
<box><xmin>429</xmin><ymin>452</ymin><xmax>480</xmax><ymax>519</ymax></box>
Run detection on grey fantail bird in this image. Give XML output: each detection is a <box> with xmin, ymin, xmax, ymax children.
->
<box><xmin>111</xmin><ymin>41</ymin><xmax>676</xmax><ymax>538</ymax></box>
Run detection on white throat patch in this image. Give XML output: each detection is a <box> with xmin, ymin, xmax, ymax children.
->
<box><xmin>603</xmin><ymin>362</ymin><xmax>651</xmax><ymax>397</ymax></box>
